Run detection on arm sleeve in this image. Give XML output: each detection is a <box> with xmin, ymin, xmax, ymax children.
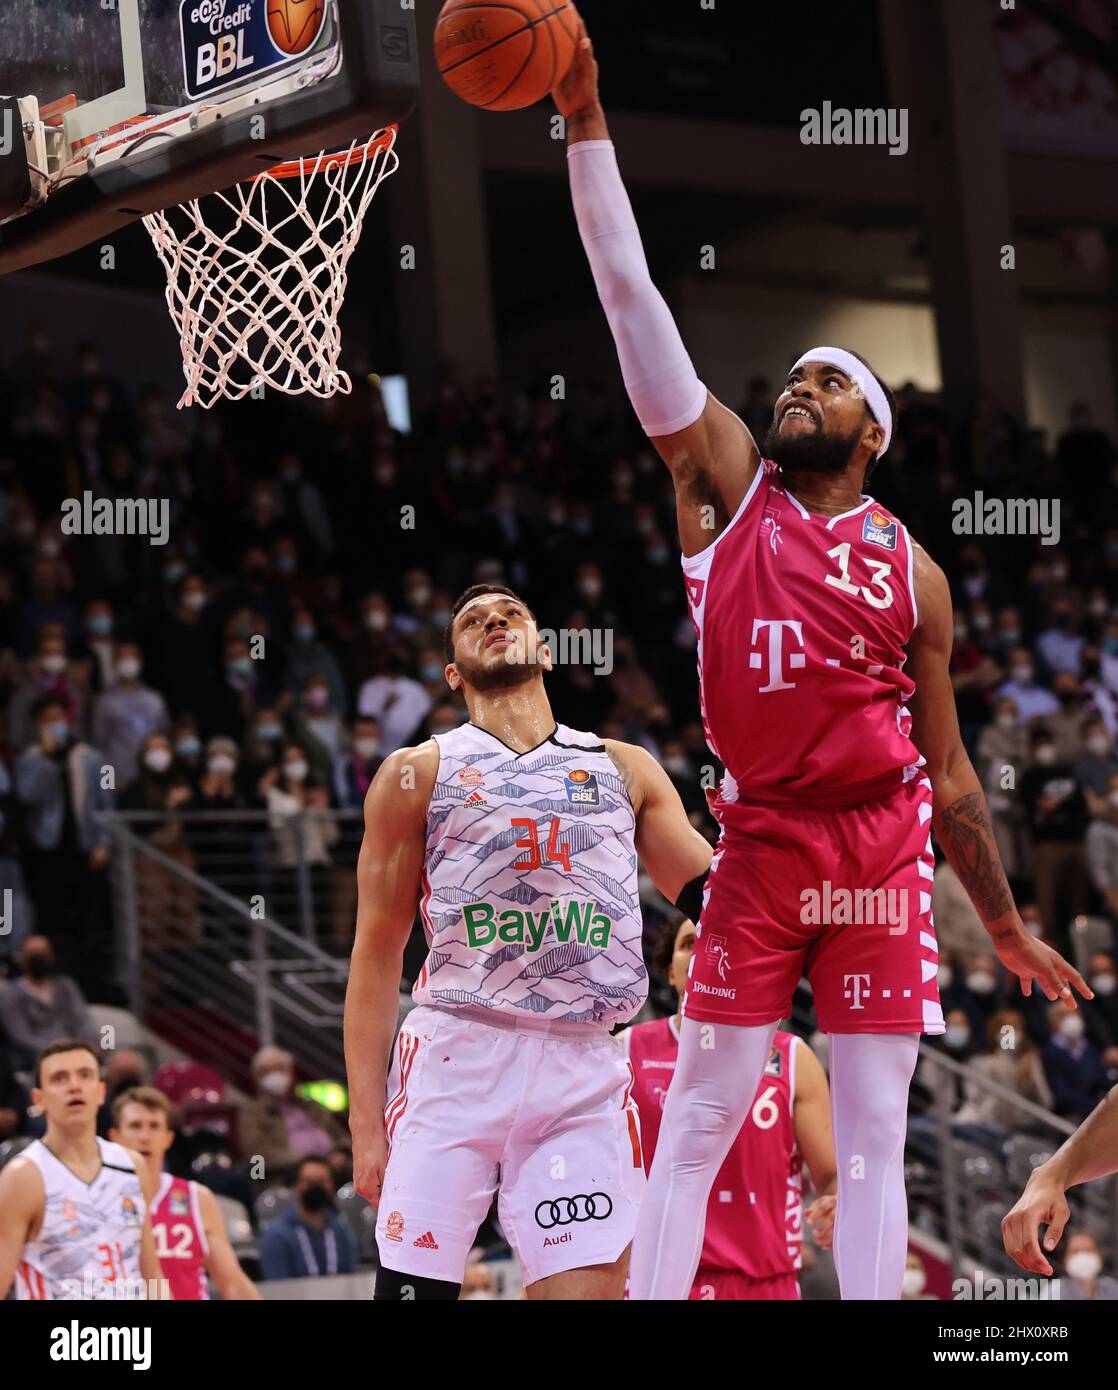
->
<box><xmin>568</xmin><ymin>140</ymin><xmax>708</xmax><ymax>438</ymax></box>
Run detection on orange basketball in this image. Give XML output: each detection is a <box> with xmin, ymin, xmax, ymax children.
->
<box><xmin>435</xmin><ymin>0</ymin><xmax>579</xmax><ymax>112</ymax></box>
<box><xmin>267</xmin><ymin>0</ymin><xmax>326</xmax><ymax>57</ymax></box>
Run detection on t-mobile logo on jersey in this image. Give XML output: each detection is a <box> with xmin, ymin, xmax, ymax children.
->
<box><xmin>843</xmin><ymin>974</ymin><xmax>871</xmax><ymax>1009</ymax></box>
<box><xmin>749</xmin><ymin>619</ymin><xmax>806</xmax><ymax>692</ymax></box>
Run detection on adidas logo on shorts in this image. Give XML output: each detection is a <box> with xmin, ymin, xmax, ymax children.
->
<box><xmin>413</xmin><ymin>1231</ymin><xmax>439</xmax><ymax>1250</ymax></box>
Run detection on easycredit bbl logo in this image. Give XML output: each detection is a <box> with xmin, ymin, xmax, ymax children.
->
<box><xmin>463</xmin><ymin>899</ymin><xmax>612</xmax><ymax>953</ymax></box>
<box><xmin>182</xmin><ymin>0</ymin><xmax>328</xmax><ymax>100</ymax></box>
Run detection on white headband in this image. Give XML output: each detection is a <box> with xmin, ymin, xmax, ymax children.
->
<box><xmin>791</xmin><ymin>346</ymin><xmax>892</xmax><ymax>458</ymax></box>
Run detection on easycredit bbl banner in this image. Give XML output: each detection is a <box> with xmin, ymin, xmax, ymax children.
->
<box><xmin>180</xmin><ymin>0</ymin><xmax>329</xmax><ymax>101</ymax></box>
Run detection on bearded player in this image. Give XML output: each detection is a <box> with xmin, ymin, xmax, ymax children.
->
<box><xmin>110</xmin><ymin>1087</ymin><xmax>261</xmax><ymax>1301</ymax></box>
<box><xmin>0</xmin><ymin>1040</ymin><xmax>167</xmax><ymax>1300</ymax></box>
<box><xmin>345</xmin><ymin>585</ymin><xmax>713</xmax><ymax>1300</ymax></box>
<box><xmin>624</xmin><ymin>917</ymin><xmax>837</xmax><ymax>1300</ymax></box>
<box><xmin>553</xmin><ymin>24</ymin><xmax>1091</xmax><ymax>1300</ymax></box>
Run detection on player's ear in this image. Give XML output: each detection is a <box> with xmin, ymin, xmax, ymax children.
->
<box><xmin>538</xmin><ymin>642</ymin><xmax>554</xmax><ymax>672</ymax></box>
<box><xmin>446</xmin><ymin>663</ymin><xmax>462</xmax><ymax>691</ymax></box>
<box><xmin>107</xmin><ymin>1128</ymin><xmax>119</xmax><ymax>1143</ymax></box>
<box><xmin>864</xmin><ymin>417</ymin><xmax>885</xmax><ymax>457</ymax></box>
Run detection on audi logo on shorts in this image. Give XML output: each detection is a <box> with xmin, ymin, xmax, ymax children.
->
<box><xmin>534</xmin><ymin>1193</ymin><xmax>614</xmax><ymax>1229</ymax></box>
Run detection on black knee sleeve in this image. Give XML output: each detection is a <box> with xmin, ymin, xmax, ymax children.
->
<box><xmin>374</xmin><ymin>1266</ymin><xmax>461</xmax><ymax>1301</ymax></box>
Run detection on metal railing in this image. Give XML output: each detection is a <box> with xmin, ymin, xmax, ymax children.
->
<box><xmin>102</xmin><ymin>810</ymin><xmax>359</xmax><ymax>1085</ymax></box>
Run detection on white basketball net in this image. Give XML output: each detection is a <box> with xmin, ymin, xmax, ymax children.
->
<box><xmin>144</xmin><ymin>128</ymin><xmax>399</xmax><ymax>410</ymax></box>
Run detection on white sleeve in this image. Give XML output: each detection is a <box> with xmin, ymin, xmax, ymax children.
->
<box><xmin>568</xmin><ymin>140</ymin><xmax>708</xmax><ymax>438</ymax></box>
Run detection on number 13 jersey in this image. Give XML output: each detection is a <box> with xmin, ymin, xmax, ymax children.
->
<box><xmin>411</xmin><ymin>723</ymin><xmax>647</xmax><ymax>1036</ymax></box>
<box><xmin>683</xmin><ymin>459</ymin><xmax>923</xmax><ymax>814</ymax></box>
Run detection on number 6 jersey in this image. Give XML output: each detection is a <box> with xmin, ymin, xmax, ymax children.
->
<box><xmin>411</xmin><ymin>723</ymin><xmax>647</xmax><ymax>1036</ymax></box>
<box><xmin>683</xmin><ymin>459</ymin><xmax>923</xmax><ymax>815</ymax></box>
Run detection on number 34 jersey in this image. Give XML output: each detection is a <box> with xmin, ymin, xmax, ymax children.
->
<box><xmin>412</xmin><ymin>723</ymin><xmax>647</xmax><ymax>1035</ymax></box>
<box><xmin>683</xmin><ymin>459</ymin><xmax>923</xmax><ymax>813</ymax></box>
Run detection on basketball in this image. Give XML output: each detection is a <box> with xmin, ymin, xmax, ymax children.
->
<box><xmin>435</xmin><ymin>0</ymin><xmax>579</xmax><ymax>112</ymax></box>
<box><xmin>267</xmin><ymin>0</ymin><xmax>326</xmax><ymax>57</ymax></box>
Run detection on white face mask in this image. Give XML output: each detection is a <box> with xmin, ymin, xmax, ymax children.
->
<box><xmin>901</xmin><ymin>1267</ymin><xmax>926</xmax><ymax>1298</ymax></box>
<box><xmin>144</xmin><ymin>747</ymin><xmax>172</xmax><ymax>774</ymax></box>
<box><xmin>208</xmin><ymin>754</ymin><xmax>236</xmax><ymax>777</ymax></box>
<box><xmin>182</xmin><ymin>590</ymin><xmax>206</xmax><ymax>612</ymax></box>
<box><xmin>1090</xmin><ymin>973</ymin><xmax>1117</xmax><ymax>996</ymax></box>
<box><xmin>354</xmin><ymin>738</ymin><xmax>381</xmax><ymax>760</ymax></box>
<box><xmin>259</xmin><ymin>1070</ymin><xmax>290</xmax><ymax>1098</ymax></box>
<box><xmin>1011</xmin><ymin>665</ymin><xmax>1034</xmax><ymax>685</ymax></box>
<box><xmin>1034</xmin><ymin>745</ymin><xmax>1057</xmax><ymax>766</ymax></box>
<box><xmin>945</xmin><ymin>1025</ymin><xmax>970</xmax><ymax>1051</ymax></box>
<box><xmin>39</xmin><ymin>653</ymin><xmax>66</xmax><ymax>675</ymax></box>
<box><xmin>937</xmin><ymin>965</ymin><xmax>953</xmax><ymax>989</ymax></box>
<box><xmin>365</xmin><ymin>611</ymin><xmax>389</xmax><ymax>633</ymax></box>
<box><xmin>967</xmin><ymin>971</ymin><xmax>996</xmax><ymax>996</ymax></box>
<box><xmin>1066</xmin><ymin>1251</ymin><xmax>1102</xmax><ymax>1282</ymax></box>
<box><xmin>1109</xmin><ymin>791</ymin><xmax>1118</xmax><ymax>810</ymax></box>
<box><xmin>116</xmin><ymin>657</ymin><xmax>141</xmax><ymax>682</ymax></box>
<box><xmin>1087</xmin><ymin>736</ymin><xmax>1110</xmax><ymax>757</ymax></box>
<box><xmin>1058</xmin><ymin>1014</ymin><xmax>1085</xmax><ymax>1043</ymax></box>
<box><xmin>285</xmin><ymin>761</ymin><xmax>309</xmax><ymax>783</ymax></box>
<box><xmin>997</xmin><ymin>712</ymin><xmax>1017</xmax><ymax>730</ymax></box>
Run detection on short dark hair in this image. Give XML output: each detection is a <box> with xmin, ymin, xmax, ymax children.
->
<box><xmin>654</xmin><ymin>911</ymin><xmax>688</xmax><ymax>975</ymax></box>
<box><xmin>36</xmin><ymin>1038</ymin><xmax>101</xmax><ymax>1087</ymax></box>
<box><xmin>844</xmin><ymin>348</ymin><xmax>897</xmax><ymax>480</ymax></box>
<box><xmin>293</xmin><ymin>1153</ymin><xmax>333</xmax><ymax>1185</ymax></box>
<box><xmin>444</xmin><ymin>584</ymin><xmax>536</xmax><ymax>662</ymax></box>
<box><xmin>32</xmin><ymin>693</ymin><xmax>67</xmax><ymax>722</ymax></box>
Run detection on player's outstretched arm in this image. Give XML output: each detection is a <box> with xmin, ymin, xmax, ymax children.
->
<box><xmin>1003</xmin><ymin>1084</ymin><xmax>1118</xmax><ymax>1275</ymax></box>
<box><xmin>606</xmin><ymin>741</ymin><xmax>712</xmax><ymax>905</ymax></box>
<box><xmin>0</xmin><ymin>1159</ymin><xmax>41</xmax><ymax>1298</ymax></box>
<box><xmin>554</xmin><ymin>22</ymin><xmax>759</xmax><ymax>558</ymax></box>
<box><xmin>197</xmin><ymin>1184</ymin><xmax>262</xmax><ymax>1299</ymax></box>
<box><xmin>907</xmin><ymin>546</ymin><xmax>1091</xmax><ymax>1007</ymax></box>
<box><xmin>344</xmin><ymin>743</ymin><xmax>437</xmax><ymax>1210</ymax></box>
<box><xmin>794</xmin><ymin>1040</ymin><xmax>838</xmax><ymax>1250</ymax></box>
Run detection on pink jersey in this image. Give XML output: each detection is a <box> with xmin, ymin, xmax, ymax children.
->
<box><xmin>682</xmin><ymin>460</ymin><xmax>922</xmax><ymax>812</ymax></box>
<box><xmin>624</xmin><ymin>1021</ymin><xmax>803</xmax><ymax>1278</ymax></box>
<box><xmin>150</xmin><ymin>1175</ymin><xmax>209</xmax><ymax>1301</ymax></box>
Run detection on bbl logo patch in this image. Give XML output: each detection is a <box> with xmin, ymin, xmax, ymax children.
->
<box><xmin>171</xmin><ymin>1190</ymin><xmax>191</xmax><ymax>1216</ymax></box>
<box><xmin>121</xmin><ymin>1196</ymin><xmax>140</xmax><ymax>1226</ymax></box>
<box><xmin>764</xmin><ymin>1046</ymin><xmax>784</xmax><ymax>1078</ymax></box>
<box><xmin>564</xmin><ymin>769</ymin><xmax>600</xmax><ymax>806</ymax></box>
<box><xmin>862</xmin><ymin>509</ymin><xmax>897</xmax><ymax>550</ymax></box>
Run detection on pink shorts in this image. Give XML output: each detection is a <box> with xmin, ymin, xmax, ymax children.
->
<box><xmin>684</xmin><ymin>776</ymin><xmax>945</xmax><ymax>1036</ymax></box>
<box><xmin>690</xmin><ymin>1269</ymin><xmax>801</xmax><ymax>1301</ymax></box>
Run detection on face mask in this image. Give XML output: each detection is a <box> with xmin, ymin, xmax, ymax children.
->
<box><xmin>967</xmin><ymin>971</ymin><xmax>996</xmax><ymax>995</ymax></box>
<box><xmin>1010</xmin><ymin>665</ymin><xmax>1033</xmax><ymax>685</ymax></box>
<box><xmin>937</xmin><ymin>965</ymin><xmax>953</xmax><ymax>990</ymax></box>
<box><xmin>1001</xmin><ymin>629</ymin><xmax>1022</xmax><ymax>646</ymax></box>
<box><xmin>1066</xmin><ymin>1251</ymin><xmax>1102</xmax><ymax>1282</ymax></box>
<box><xmin>1105</xmin><ymin>638</ymin><xmax>1118</xmax><ymax>657</ymax></box>
<box><xmin>421</xmin><ymin>664</ymin><xmax>443</xmax><ymax>683</ymax></box>
<box><xmin>646</xmin><ymin>547</ymin><xmax>670</xmax><ymax>566</ymax></box>
<box><xmin>432</xmin><ymin>608</ymin><xmax>451</xmax><ymax>628</ymax></box>
<box><xmin>365</xmin><ymin>611</ymin><xmax>389</xmax><ymax>633</ymax></box>
<box><xmin>144</xmin><ymin>748</ymin><xmax>172</xmax><ymax>774</ymax></box>
<box><xmin>578</xmin><ymin>579</ymin><xmax>602</xmax><ymax>602</ymax></box>
<box><xmin>1022</xmin><ymin>918</ymin><xmax>1043</xmax><ymax>939</ymax></box>
<box><xmin>208</xmin><ymin>754</ymin><xmax>236</xmax><ymax>777</ymax></box>
<box><xmin>45</xmin><ymin>721</ymin><xmax>70</xmax><ymax>745</ymax></box>
<box><xmin>1050</xmin><ymin>565</ymin><xmax>1069</xmax><ymax>585</ymax></box>
<box><xmin>954</xmin><ymin>624</ymin><xmax>968</xmax><ymax>643</ymax></box>
<box><xmin>1059</xmin><ymin>1015</ymin><xmax>1085</xmax><ymax>1043</ymax></box>
<box><xmin>39</xmin><ymin>653</ymin><xmax>66</xmax><ymax>676</ymax></box>
<box><xmin>275</xmin><ymin>554</ymin><xmax>296</xmax><ymax>575</ymax></box>
<box><xmin>176</xmin><ymin>736</ymin><xmax>201</xmax><ymax>759</ymax></box>
<box><xmin>1107</xmin><ymin>791</ymin><xmax>1118</xmax><ymax>809</ymax></box>
<box><xmin>305</xmin><ymin>687</ymin><xmax>329</xmax><ymax>710</ymax></box>
<box><xmin>973</xmin><ymin>613</ymin><xmax>992</xmax><ymax>632</ymax></box>
<box><xmin>901</xmin><ymin>1268</ymin><xmax>926</xmax><ymax>1298</ymax></box>
<box><xmin>945</xmin><ymin>1026</ymin><xmax>970</xmax><ymax>1051</ymax></box>
<box><xmin>1087</xmin><ymin>736</ymin><xmax>1110</xmax><ymax>757</ymax></box>
<box><xmin>294</xmin><ymin>624</ymin><xmax>315</xmax><ymax>644</ymax></box>
<box><xmin>1090</xmin><ymin>599</ymin><xmax>1110</xmax><ymax>619</ymax></box>
<box><xmin>116</xmin><ymin>657</ymin><xmax>141</xmax><ymax>682</ymax></box>
<box><xmin>997</xmin><ymin>713</ymin><xmax>1017</xmax><ymax>730</ymax></box>
<box><xmin>88</xmin><ymin>614</ymin><xmax>112</xmax><ymax>638</ymax></box>
<box><xmin>407</xmin><ymin>587</ymin><xmax>432</xmax><ymax>609</ymax></box>
<box><xmin>663</xmin><ymin>757</ymin><xmax>689</xmax><ymax>776</ymax></box>
<box><xmin>1090</xmin><ymin>973</ymin><xmax>1116</xmax><ymax>996</ymax></box>
<box><xmin>256</xmin><ymin>723</ymin><xmax>282</xmax><ymax>742</ymax></box>
<box><xmin>163</xmin><ymin>562</ymin><xmax>186</xmax><ymax>586</ymax></box>
<box><xmin>25</xmin><ymin>955</ymin><xmax>53</xmax><ymax>981</ymax></box>
<box><xmin>354</xmin><ymin>737</ymin><xmax>381</xmax><ymax>761</ymax></box>
<box><xmin>1034</xmin><ymin>745</ymin><xmax>1057</xmax><ymax>766</ymax></box>
<box><xmin>259</xmin><ymin>1071</ymin><xmax>290</xmax><ymax>1098</ymax></box>
<box><xmin>228</xmin><ymin>657</ymin><xmax>253</xmax><ymax>679</ymax></box>
<box><xmin>285</xmin><ymin>761</ymin><xmax>309</xmax><ymax>783</ymax></box>
<box><xmin>301</xmin><ymin>1185</ymin><xmax>334</xmax><ymax>1214</ymax></box>
<box><xmin>572</xmin><ymin>519</ymin><xmax>592</xmax><ymax>538</ymax></box>
<box><xmin>182</xmin><ymin>590</ymin><xmax>206</xmax><ymax>612</ymax></box>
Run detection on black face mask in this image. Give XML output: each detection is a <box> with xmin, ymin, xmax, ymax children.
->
<box><xmin>301</xmin><ymin>1184</ymin><xmax>334</xmax><ymax>1213</ymax></box>
<box><xmin>25</xmin><ymin>956</ymin><xmax>53</xmax><ymax>981</ymax></box>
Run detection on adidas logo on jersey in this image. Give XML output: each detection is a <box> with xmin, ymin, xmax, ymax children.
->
<box><xmin>463</xmin><ymin>790</ymin><xmax>488</xmax><ymax>808</ymax></box>
<box><xmin>413</xmin><ymin>1231</ymin><xmax>439</xmax><ymax>1250</ymax></box>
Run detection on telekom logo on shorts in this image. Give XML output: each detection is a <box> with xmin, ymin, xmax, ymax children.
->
<box><xmin>843</xmin><ymin>974</ymin><xmax>871</xmax><ymax>1009</ymax></box>
<box><xmin>748</xmin><ymin>619</ymin><xmax>806</xmax><ymax>692</ymax></box>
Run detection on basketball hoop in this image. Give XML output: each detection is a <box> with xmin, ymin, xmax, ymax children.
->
<box><xmin>143</xmin><ymin>126</ymin><xmax>399</xmax><ymax>410</ymax></box>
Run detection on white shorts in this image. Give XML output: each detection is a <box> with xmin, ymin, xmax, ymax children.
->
<box><xmin>375</xmin><ymin>1006</ymin><xmax>646</xmax><ymax>1287</ymax></box>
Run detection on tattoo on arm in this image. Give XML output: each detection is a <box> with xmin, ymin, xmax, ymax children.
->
<box><xmin>936</xmin><ymin>791</ymin><xmax>1015</xmax><ymax>930</ymax></box>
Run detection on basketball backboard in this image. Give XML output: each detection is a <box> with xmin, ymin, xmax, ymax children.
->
<box><xmin>0</xmin><ymin>0</ymin><xmax>418</xmax><ymax>275</ymax></box>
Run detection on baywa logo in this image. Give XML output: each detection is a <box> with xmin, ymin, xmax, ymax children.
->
<box><xmin>463</xmin><ymin>899</ymin><xmax>612</xmax><ymax>953</ymax></box>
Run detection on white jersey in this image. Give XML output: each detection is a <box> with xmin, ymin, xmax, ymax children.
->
<box><xmin>15</xmin><ymin>1137</ymin><xmax>146</xmax><ymax>1300</ymax></box>
<box><xmin>412</xmin><ymin>722</ymin><xmax>647</xmax><ymax>1035</ymax></box>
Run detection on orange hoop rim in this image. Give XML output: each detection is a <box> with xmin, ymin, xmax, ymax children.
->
<box><xmin>260</xmin><ymin>125</ymin><xmax>398</xmax><ymax>182</ymax></box>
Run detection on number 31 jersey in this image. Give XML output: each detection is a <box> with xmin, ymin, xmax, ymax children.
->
<box><xmin>412</xmin><ymin>723</ymin><xmax>647</xmax><ymax>1035</ymax></box>
<box><xmin>683</xmin><ymin>459</ymin><xmax>923</xmax><ymax>814</ymax></box>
